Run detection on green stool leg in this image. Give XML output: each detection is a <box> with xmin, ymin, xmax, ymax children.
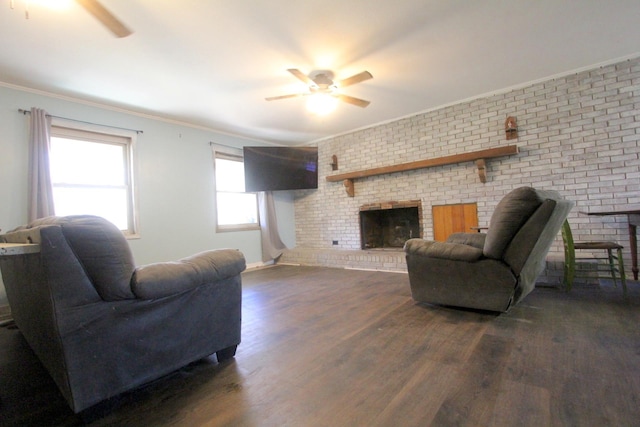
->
<box><xmin>617</xmin><ymin>248</ymin><xmax>627</xmax><ymax>295</ymax></box>
<box><xmin>607</xmin><ymin>248</ymin><xmax>618</xmax><ymax>287</ymax></box>
<box><xmin>562</xmin><ymin>220</ymin><xmax>576</xmax><ymax>292</ymax></box>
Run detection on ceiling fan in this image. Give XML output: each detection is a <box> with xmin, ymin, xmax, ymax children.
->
<box><xmin>10</xmin><ymin>0</ymin><xmax>132</xmax><ymax>37</ymax></box>
<box><xmin>266</xmin><ymin>69</ymin><xmax>373</xmax><ymax>108</ymax></box>
<box><xmin>76</xmin><ymin>0</ymin><xmax>133</xmax><ymax>37</ymax></box>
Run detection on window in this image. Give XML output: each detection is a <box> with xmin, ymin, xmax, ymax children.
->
<box><xmin>213</xmin><ymin>149</ymin><xmax>259</xmax><ymax>231</ymax></box>
<box><xmin>49</xmin><ymin>124</ymin><xmax>138</xmax><ymax>235</ymax></box>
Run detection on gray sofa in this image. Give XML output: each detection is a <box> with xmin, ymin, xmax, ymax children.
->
<box><xmin>0</xmin><ymin>215</ymin><xmax>245</xmax><ymax>413</ymax></box>
<box><xmin>404</xmin><ymin>187</ymin><xmax>573</xmax><ymax>312</ymax></box>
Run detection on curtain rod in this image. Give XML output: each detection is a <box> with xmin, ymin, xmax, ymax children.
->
<box><xmin>19</xmin><ymin>109</ymin><xmax>143</xmax><ymax>134</ymax></box>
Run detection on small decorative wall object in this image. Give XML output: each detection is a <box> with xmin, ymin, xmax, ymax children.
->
<box><xmin>331</xmin><ymin>155</ymin><xmax>339</xmax><ymax>171</ymax></box>
<box><xmin>505</xmin><ymin>116</ymin><xmax>518</xmax><ymax>140</ymax></box>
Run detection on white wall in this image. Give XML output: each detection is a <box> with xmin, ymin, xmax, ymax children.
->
<box><xmin>0</xmin><ymin>84</ymin><xmax>296</xmax><ymax>304</ymax></box>
<box><xmin>293</xmin><ymin>57</ymin><xmax>640</xmax><ymax>279</ymax></box>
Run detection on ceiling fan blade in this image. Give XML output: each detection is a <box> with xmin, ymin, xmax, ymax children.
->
<box><xmin>76</xmin><ymin>0</ymin><xmax>133</xmax><ymax>38</ymax></box>
<box><xmin>287</xmin><ymin>69</ymin><xmax>315</xmax><ymax>86</ymax></box>
<box><xmin>336</xmin><ymin>94</ymin><xmax>370</xmax><ymax>108</ymax></box>
<box><xmin>265</xmin><ymin>93</ymin><xmax>302</xmax><ymax>101</ymax></box>
<box><xmin>337</xmin><ymin>71</ymin><xmax>373</xmax><ymax>88</ymax></box>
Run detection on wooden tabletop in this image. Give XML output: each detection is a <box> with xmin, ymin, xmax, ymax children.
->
<box><xmin>0</xmin><ymin>243</ymin><xmax>41</xmax><ymax>256</ymax></box>
<box><xmin>579</xmin><ymin>207</ymin><xmax>640</xmax><ymax>216</ymax></box>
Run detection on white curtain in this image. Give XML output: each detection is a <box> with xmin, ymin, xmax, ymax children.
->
<box><xmin>27</xmin><ymin>107</ymin><xmax>55</xmax><ymax>222</ymax></box>
<box><xmin>258</xmin><ymin>191</ymin><xmax>287</xmax><ymax>262</ymax></box>
<box><xmin>211</xmin><ymin>143</ymin><xmax>287</xmax><ymax>262</ymax></box>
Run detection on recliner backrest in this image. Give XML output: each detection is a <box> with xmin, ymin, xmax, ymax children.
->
<box><xmin>503</xmin><ymin>198</ymin><xmax>557</xmax><ymax>274</ymax></box>
<box><xmin>58</xmin><ymin>216</ymin><xmax>136</xmax><ymax>300</ymax></box>
<box><xmin>483</xmin><ymin>187</ymin><xmax>545</xmax><ymax>260</ymax></box>
<box><xmin>2</xmin><ymin>215</ymin><xmax>136</xmax><ymax>301</ymax></box>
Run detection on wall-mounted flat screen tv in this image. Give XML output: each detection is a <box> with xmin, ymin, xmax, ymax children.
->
<box><xmin>243</xmin><ymin>146</ymin><xmax>318</xmax><ymax>192</ymax></box>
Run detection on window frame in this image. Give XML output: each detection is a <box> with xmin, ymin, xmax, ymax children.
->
<box><xmin>49</xmin><ymin>119</ymin><xmax>139</xmax><ymax>237</ymax></box>
<box><xmin>212</xmin><ymin>148</ymin><xmax>260</xmax><ymax>232</ymax></box>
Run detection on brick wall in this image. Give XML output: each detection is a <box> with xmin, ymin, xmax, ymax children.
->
<box><xmin>286</xmin><ymin>57</ymin><xmax>640</xmax><ymax>282</ymax></box>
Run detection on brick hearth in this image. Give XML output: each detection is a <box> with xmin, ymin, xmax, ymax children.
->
<box><xmin>278</xmin><ymin>247</ymin><xmax>567</xmax><ymax>285</ymax></box>
<box><xmin>278</xmin><ymin>247</ymin><xmax>407</xmax><ymax>272</ymax></box>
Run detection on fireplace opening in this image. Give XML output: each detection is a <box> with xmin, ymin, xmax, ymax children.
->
<box><xmin>359</xmin><ymin>201</ymin><xmax>422</xmax><ymax>249</ymax></box>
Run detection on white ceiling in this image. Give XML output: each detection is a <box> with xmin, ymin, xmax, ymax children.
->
<box><xmin>2</xmin><ymin>0</ymin><xmax>639</xmax><ymax>145</ymax></box>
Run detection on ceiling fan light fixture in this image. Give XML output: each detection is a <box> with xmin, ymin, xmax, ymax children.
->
<box><xmin>267</xmin><ymin>68</ymin><xmax>372</xmax><ymax>110</ymax></box>
<box><xmin>306</xmin><ymin>93</ymin><xmax>338</xmax><ymax>115</ymax></box>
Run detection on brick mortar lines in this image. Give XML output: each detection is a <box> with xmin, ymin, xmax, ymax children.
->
<box><xmin>290</xmin><ymin>57</ymin><xmax>640</xmax><ymax>282</ymax></box>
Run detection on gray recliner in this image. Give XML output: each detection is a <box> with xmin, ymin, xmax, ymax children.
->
<box><xmin>404</xmin><ymin>187</ymin><xmax>573</xmax><ymax>312</ymax></box>
<box><xmin>0</xmin><ymin>215</ymin><xmax>245</xmax><ymax>413</ymax></box>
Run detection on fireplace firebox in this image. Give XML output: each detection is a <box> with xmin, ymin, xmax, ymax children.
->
<box><xmin>359</xmin><ymin>201</ymin><xmax>422</xmax><ymax>249</ymax></box>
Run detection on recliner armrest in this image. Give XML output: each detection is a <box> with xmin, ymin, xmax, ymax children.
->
<box><xmin>446</xmin><ymin>232</ymin><xmax>486</xmax><ymax>249</ymax></box>
<box><xmin>131</xmin><ymin>249</ymin><xmax>246</xmax><ymax>299</ymax></box>
<box><xmin>404</xmin><ymin>239</ymin><xmax>484</xmax><ymax>262</ymax></box>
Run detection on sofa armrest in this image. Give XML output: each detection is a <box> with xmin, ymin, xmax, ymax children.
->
<box><xmin>404</xmin><ymin>239</ymin><xmax>484</xmax><ymax>262</ymax></box>
<box><xmin>131</xmin><ymin>249</ymin><xmax>246</xmax><ymax>299</ymax></box>
<box><xmin>446</xmin><ymin>232</ymin><xmax>486</xmax><ymax>249</ymax></box>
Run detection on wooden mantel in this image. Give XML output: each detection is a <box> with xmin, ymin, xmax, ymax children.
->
<box><xmin>326</xmin><ymin>145</ymin><xmax>519</xmax><ymax>196</ymax></box>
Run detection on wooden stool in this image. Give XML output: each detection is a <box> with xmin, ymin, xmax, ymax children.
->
<box><xmin>562</xmin><ymin>220</ymin><xmax>627</xmax><ymax>293</ymax></box>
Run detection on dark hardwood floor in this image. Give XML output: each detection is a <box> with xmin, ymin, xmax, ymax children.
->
<box><xmin>1</xmin><ymin>265</ymin><xmax>639</xmax><ymax>426</ymax></box>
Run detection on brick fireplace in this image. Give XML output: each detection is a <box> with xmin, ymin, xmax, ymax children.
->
<box><xmin>359</xmin><ymin>200</ymin><xmax>422</xmax><ymax>249</ymax></box>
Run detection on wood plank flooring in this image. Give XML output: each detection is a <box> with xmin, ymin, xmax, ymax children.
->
<box><xmin>1</xmin><ymin>265</ymin><xmax>639</xmax><ymax>426</ymax></box>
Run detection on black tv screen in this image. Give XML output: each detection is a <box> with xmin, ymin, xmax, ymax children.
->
<box><xmin>243</xmin><ymin>146</ymin><xmax>318</xmax><ymax>192</ymax></box>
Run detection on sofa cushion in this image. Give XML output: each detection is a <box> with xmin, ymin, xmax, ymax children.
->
<box><xmin>483</xmin><ymin>187</ymin><xmax>543</xmax><ymax>259</ymax></box>
<box><xmin>446</xmin><ymin>232</ymin><xmax>486</xmax><ymax>249</ymax></box>
<box><xmin>404</xmin><ymin>239</ymin><xmax>484</xmax><ymax>262</ymax></box>
<box><xmin>131</xmin><ymin>249</ymin><xmax>246</xmax><ymax>299</ymax></box>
